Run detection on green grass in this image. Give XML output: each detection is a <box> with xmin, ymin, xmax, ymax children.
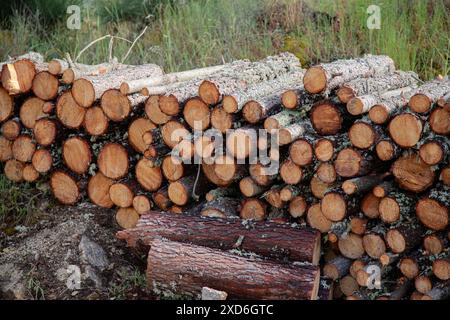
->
<box><xmin>0</xmin><ymin>0</ymin><xmax>447</xmax><ymax>78</ymax></box>
<box><xmin>108</xmin><ymin>267</ymin><xmax>148</xmax><ymax>300</ymax></box>
<box><xmin>0</xmin><ymin>172</ymin><xmax>48</xmax><ymax>234</ymax></box>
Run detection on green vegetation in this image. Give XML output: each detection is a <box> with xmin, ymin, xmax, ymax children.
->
<box><xmin>0</xmin><ymin>170</ymin><xmax>49</xmax><ymax>234</ymax></box>
<box><xmin>0</xmin><ymin>0</ymin><xmax>447</xmax><ymax>78</ymax></box>
<box><xmin>108</xmin><ymin>267</ymin><xmax>148</xmax><ymax>300</ymax></box>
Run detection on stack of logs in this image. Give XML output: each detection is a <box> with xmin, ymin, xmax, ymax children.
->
<box><xmin>0</xmin><ymin>51</ymin><xmax>448</xmax><ymax>300</ymax></box>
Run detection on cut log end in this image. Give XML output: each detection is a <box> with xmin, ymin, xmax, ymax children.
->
<box><xmin>240</xmin><ymin>198</ymin><xmax>266</xmax><ymax>221</ymax></box>
<box><xmin>399</xmin><ymin>258</ymin><xmax>419</xmax><ymax>279</ymax></box>
<box><xmin>280</xmin><ymin>160</ymin><xmax>302</xmax><ymax>185</ymax></box>
<box><xmin>84</xmin><ymin>106</ymin><xmax>109</xmax><ymax>136</ymax></box>
<box><xmin>162</xmin><ymin>155</ymin><xmax>184</xmax><ymax>182</ymax></box>
<box><xmin>109</xmin><ymin>183</ymin><xmax>134</xmax><ymax>208</ymax></box>
<box><xmin>429</xmin><ymin>107</ymin><xmax>449</xmax><ymax>135</ymax></box>
<box><xmin>31</xmin><ymin>149</ymin><xmax>52</xmax><ymax>173</ymax></box>
<box><xmin>385</xmin><ymin>229</ymin><xmax>406</xmax><ymax>253</ymax></box>
<box><xmin>127</xmin><ymin>118</ymin><xmax>156</xmax><ymax>153</ymax></box>
<box><xmin>136</xmin><ymin>158</ymin><xmax>163</xmax><ymax>192</ymax></box>
<box><xmin>376</xmin><ymin>140</ymin><xmax>396</xmax><ymax>161</ymax></box>
<box><xmin>63</xmin><ymin>137</ymin><xmax>92</xmax><ymax>175</ymax></box>
<box><xmin>416</xmin><ymin>198</ymin><xmax>448</xmax><ymax>231</ymax></box>
<box><xmin>423</xmin><ymin>234</ymin><xmax>444</xmax><ymax>255</ymax></box>
<box><xmin>183</xmin><ymin>98</ymin><xmax>210</xmax><ymax>130</ymax></box>
<box><xmin>306</xmin><ymin>203</ymin><xmax>331</xmax><ymax>233</ymax></box>
<box><xmin>222</xmin><ymin>96</ymin><xmax>238</xmax><ymax>113</ymax></box>
<box><xmin>145</xmin><ymin>95</ymin><xmax>172</xmax><ymax>125</ymax></box>
<box><xmin>0</xmin><ymin>136</ymin><xmax>13</xmax><ymax>162</ymax></box>
<box><xmin>281</xmin><ymin>90</ymin><xmax>298</xmax><ymax>109</ymax></box>
<box><xmin>4</xmin><ymin>159</ymin><xmax>24</xmax><ymax>182</ymax></box>
<box><xmin>419</xmin><ymin>141</ymin><xmax>445</xmax><ymax>165</ymax></box>
<box><xmin>72</xmin><ymin>78</ymin><xmax>95</xmax><ymax>108</ymax></box>
<box><xmin>1</xmin><ymin>120</ymin><xmax>21</xmax><ymax>141</ymax></box>
<box><xmin>97</xmin><ymin>143</ymin><xmax>129</xmax><ymax>179</ymax></box>
<box><xmin>22</xmin><ymin>164</ymin><xmax>39</xmax><ymax>182</ymax></box>
<box><xmin>211</xmin><ymin>106</ymin><xmax>232</xmax><ymax>133</ymax></box>
<box><xmin>369</xmin><ymin>104</ymin><xmax>390</xmax><ymax>124</ymax></box>
<box><xmin>378</xmin><ymin>197</ymin><xmax>400</xmax><ymax>223</ymax></box>
<box><xmin>2</xmin><ymin>60</ymin><xmax>36</xmax><ymax>95</ymax></box>
<box><xmin>392</xmin><ymin>154</ymin><xmax>435</xmax><ymax>193</ymax></box>
<box><xmin>409</xmin><ymin>93</ymin><xmax>431</xmax><ymax>113</ymax></box>
<box><xmin>388</xmin><ymin>113</ymin><xmax>422</xmax><ymax>148</ymax></box>
<box><xmin>242</xmin><ymin>101</ymin><xmax>263</xmax><ymax>124</ymax></box>
<box><xmin>101</xmin><ymin>89</ymin><xmax>131</xmax><ymax>122</ymax></box>
<box><xmin>56</xmin><ymin>91</ymin><xmax>86</xmax><ymax>129</ymax></box>
<box><xmin>50</xmin><ymin>171</ymin><xmax>79</xmax><ymax>205</ymax></box>
<box><xmin>32</xmin><ymin>71</ymin><xmax>59</xmax><ymax>101</ymax></box>
<box><xmin>33</xmin><ymin>119</ymin><xmax>57</xmax><ymax>147</ymax></box>
<box><xmin>0</xmin><ymin>87</ymin><xmax>14</xmax><ymax>122</ymax></box>
<box><xmin>317</xmin><ymin>162</ymin><xmax>336</xmax><ymax>184</ymax></box>
<box><xmin>310</xmin><ymin>101</ymin><xmax>342</xmax><ymax>135</ymax></box>
<box><xmin>12</xmin><ymin>135</ymin><xmax>36</xmax><ymax>163</ymax></box>
<box><xmin>62</xmin><ymin>69</ymin><xmax>75</xmax><ymax>84</ymax></box>
<box><xmin>303</xmin><ymin>66</ymin><xmax>327</xmax><ymax>94</ymax></box>
<box><xmin>334</xmin><ymin>148</ymin><xmax>364</xmax><ymax>178</ymax></box>
<box><xmin>116</xmin><ymin>207</ymin><xmax>140</xmax><ymax>229</ymax></box>
<box><xmin>199</xmin><ymin>80</ymin><xmax>220</xmax><ymax>105</ymax></box>
<box><xmin>432</xmin><ymin>259</ymin><xmax>450</xmax><ymax>281</ymax></box>
<box><xmin>88</xmin><ymin>172</ymin><xmax>114</xmax><ymax>208</ymax></box>
<box><xmin>133</xmin><ymin>195</ymin><xmax>152</xmax><ymax>214</ymax></box>
<box><xmin>336</xmin><ymin>86</ymin><xmax>355</xmax><ymax>104</ymax></box>
<box><xmin>20</xmin><ymin>97</ymin><xmax>47</xmax><ymax>129</ymax></box>
<box><xmin>349</xmin><ymin>122</ymin><xmax>376</xmax><ymax>149</ymax></box>
<box><xmin>338</xmin><ymin>233</ymin><xmax>365</xmax><ymax>259</ymax></box>
<box><xmin>290</xmin><ymin>139</ymin><xmax>313</xmax><ymax>166</ymax></box>
<box><xmin>314</xmin><ymin>139</ymin><xmax>334</xmax><ymax>162</ymax></box>
<box><xmin>168</xmin><ymin>181</ymin><xmax>189</xmax><ymax>206</ymax></box>
<box><xmin>347</xmin><ymin>97</ymin><xmax>365</xmax><ymax>116</ymax></box>
<box><xmin>321</xmin><ymin>192</ymin><xmax>346</xmax><ymax>222</ymax></box>
<box><xmin>288</xmin><ymin>195</ymin><xmax>307</xmax><ymax>218</ymax></box>
<box><xmin>159</xmin><ymin>95</ymin><xmax>180</xmax><ymax>116</ymax></box>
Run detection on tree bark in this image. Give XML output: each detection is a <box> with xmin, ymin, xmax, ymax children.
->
<box><xmin>146</xmin><ymin>238</ymin><xmax>320</xmax><ymax>300</ymax></box>
<box><xmin>71</xmin><ymin>64</ymin><xmax>163</xmax><ymax>107</ymax></box>
<box><xmin>303</xmin><ymin>54</ymin><xmax>395</xmax><ymax>95</ymax></box>
<box><xmin>337</xmin><ymin>70</ymin><xmax>419</xmax><ymax>103</ymax></box>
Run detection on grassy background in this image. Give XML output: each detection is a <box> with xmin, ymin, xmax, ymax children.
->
<box><xmin>0</xmin><ymin>0</ymin><xmax>448</xmax><ymax>230</ymax></box>
<box><xmin>0</xmin><ymin>0</ymin><xmax>448</xmax><ymax>79</ymax></box>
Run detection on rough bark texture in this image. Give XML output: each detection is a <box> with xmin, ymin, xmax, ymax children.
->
<box><xmin>303</xmin><ymin>54</ymin><xmax>395</xmax><ymax>94</ymax></box>
<box><xmin>337</xmin><ymin>70</ymin><xmax>419</xmax><ymax>103</ymax></box>
<box><xmin>409</xmin><ymin>79</ymin><xmax>450</xmax><ymax>113</ymax></box>
<box><xmin>199</xmin><ymin>52</ymin><xmax>301</xmax><ymax>105</ymax></box>
<box><xmin>117</xmin><ymin>211</ymin><xmax>320</xmax><ymax>264</ymax></box>
<box><xmin>146</xmin><ymin>238</ymin><xmax>320</xmax><ymax>300</ymax></box>
<box><xmin>222</xmin><ymin>67</ymin><xmax>304</xmax><ymax>113</ymax></box>
<box><xmin>72</xmin><ymin>64</ymin><xmax>164</xmax><ymax>107</ymax></box>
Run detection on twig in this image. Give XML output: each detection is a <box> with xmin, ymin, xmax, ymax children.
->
<box><xmin>121</xmin><ymin>25</ymin><xmax>149</xmax><ymax>63</ymax></box>
<box><xmin>74</xmin><ymin>35</ymin><xmax>112</xmax><ymax>63</ymax></box>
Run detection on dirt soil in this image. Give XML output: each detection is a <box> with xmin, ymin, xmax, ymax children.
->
<box><xmin>0</xmin><ymin>202</ymin><xmax>154</xmax><ymax>300</ymax></box>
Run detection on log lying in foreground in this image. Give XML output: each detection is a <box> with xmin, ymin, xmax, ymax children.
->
<box><xmin>147</xmin><ymin>238</ymin><xmax>320</xmax><ymax>300</ymax></box>
<box><xmin>117</xmin><ymin>211</ymin><xmax>321</xmax><ymax>264</ymax></box>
